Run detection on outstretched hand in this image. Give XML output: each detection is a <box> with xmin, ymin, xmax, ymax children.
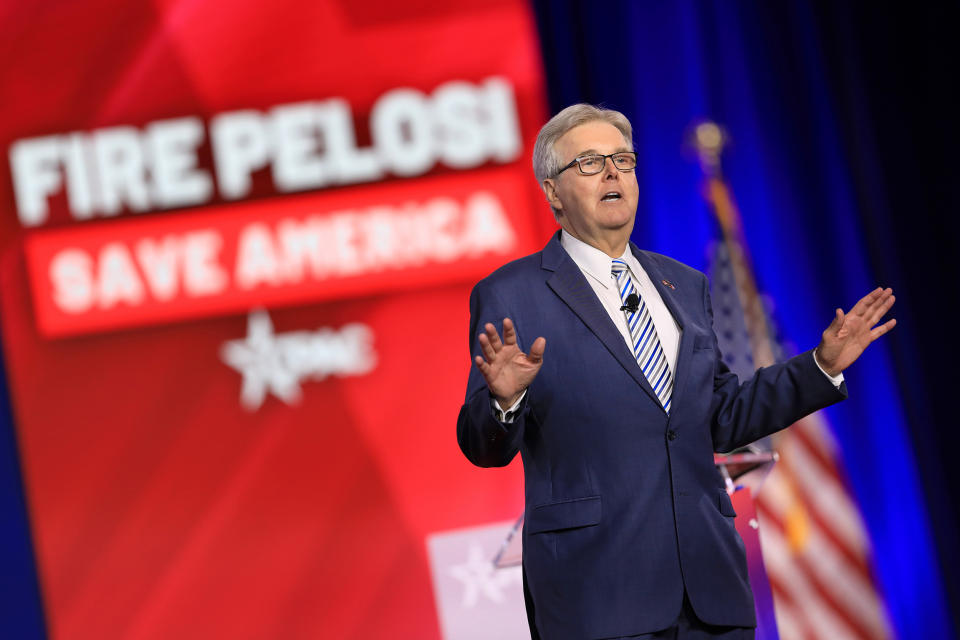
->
<box><xmin>815</xmin><ymin>287</ymin><xmax>896</xmax><ymax>377</ymax></box>
<box><xmin>474</xmin><ymin>317</ymin><xmax>546</xmax><ymax>409</ymax></box>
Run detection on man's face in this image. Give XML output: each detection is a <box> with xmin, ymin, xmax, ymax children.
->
<box><xmin>543</xmin><ymin>121</ymin><xmax>639</xmax><ymax>251</ymax></box>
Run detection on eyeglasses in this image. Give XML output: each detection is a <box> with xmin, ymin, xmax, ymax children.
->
<box><xmin>555</xmin><ymin>152</ymin><xmax>637</xmax><ymax>176</ymax></box>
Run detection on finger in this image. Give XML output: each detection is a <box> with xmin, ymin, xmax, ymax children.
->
<box><xmin>870</xmin><ymin>318</ymin><xmax>897</xmax><ymax>340</ymax></box>
<box><xmin>526</xmin><ymin>337</ymin><xmax>546</xmax><ymax>364</ymax></box>
<box><xmin>835</xmin><ymin>309</ymin><xmax>849</xmax><ymax>338</ymax></box>
<box><xmin>829</xmin><ymin>308</ymin><xmax>843</xmax><ymax>330</ymax></box>
<box><xmin>825</xmin><ymin>308</ymin><xmax>843</xmax><ymax>336</ymax></box>
<box><xmin>862</xmin><ymin>287</ymin><xmax>893</xmax><ymax>316</ymax></box>
<box><xmin>484</xmin><ymin>322</ymin><xmax>504</xmax><ymax>352</ymax></box>
<box><xmin>857</xmin><ymin>288</ymin><xmax>891</xmax><ymax>327</ymax></box>
<box><xmin>477</xmin><ymin>332</ymin><xmax>497</xmax><ymax>362</ymax></box>
<box><xmin>854</xmin><ymin>287</ymin><xmax>884</xmax><ymax>316</ymax></box>
<box><xmin>850</xmin><ymin>287</ymin><xmax>883</xmax><ymax>316</ymax></box>
<box><xmin>867</xmin><ymin>293</ymin><xmax>895</xmax><ymax>326</ymax></box>
<box><xmin>502</xmin><ymin>317</ymin><xmax>518</xmax><ymax>346</ymax></box>
<box><xmin>474</xmin><ymin>354</ymin><xmax>491</xmax><ymax>377</ymax></box>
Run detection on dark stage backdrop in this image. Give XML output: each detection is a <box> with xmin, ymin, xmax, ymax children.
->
<box><xmin>2</xmin><ymin>1</ymin><xmax>958</xmax><ymax>639</ymax></box>
<box><xmin>531</xmin><ymin>1</ymin><xmax>959</xmax><ymax>639</ymax></box>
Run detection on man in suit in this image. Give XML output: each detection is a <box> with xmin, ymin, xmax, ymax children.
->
<box><xmin>456</xmin><ymin>104</ymin><xmax>896</xmax><ymax>639</ymax></box>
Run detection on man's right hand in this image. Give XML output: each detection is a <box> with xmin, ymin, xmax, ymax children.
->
<box><xmin>474</xmin><ymin>317</ymin><xmax>546</xmax><ymax>409</ymax></box>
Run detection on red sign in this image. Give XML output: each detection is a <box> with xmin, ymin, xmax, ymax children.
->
<box><xmin>25</xmin><ymin>167</ymin><xmax>536</xmax><ymax>336</ymax></box>
<box><xmin>0</xmin><ymin>1</ymin><xmax>552</xmax><ymax>638</ymax></box>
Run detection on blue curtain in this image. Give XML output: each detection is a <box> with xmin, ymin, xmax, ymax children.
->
<box><xmin>532</xmin><ymin>1</ymin><xmax>956</xmax><ymax>639</ymax></box>
<box><xmin>0</xmin><ymin>339</ymin><xmax>46</xmax><ymax>639</ymax></box>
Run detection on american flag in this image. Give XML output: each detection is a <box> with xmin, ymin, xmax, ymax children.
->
<box><xmin>700</xmin><ymin>157</ymin><xmax>893</xmax><ymax>640</ymax></box>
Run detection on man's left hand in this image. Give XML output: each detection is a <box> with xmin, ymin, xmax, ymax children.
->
<box><xmin>816</xmin><ymin>287</ymin><xmax>896</xmax><ymax>377</ymax></box>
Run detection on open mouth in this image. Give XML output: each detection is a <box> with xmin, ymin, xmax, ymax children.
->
<box><xmin>601</xmin><ymin>192</ymin><xmax>622</xmax><ymax>202</ymax></box>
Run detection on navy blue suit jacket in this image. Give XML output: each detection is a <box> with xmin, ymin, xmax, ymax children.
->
<box><xmin>457</xmin><ymin>233</ymin><xmax>846</xmax><ymax>639</ymax></box>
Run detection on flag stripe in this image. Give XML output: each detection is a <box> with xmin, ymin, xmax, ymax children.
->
<box><xmin>792</xmin><ymin>420</ymin><xmax>846</xmax><ymax>485</ymax></box>
<box><xmin>778</xmin><ymin>435</ymin><xmax>872</xmax><ymax>563</ymax></box>
<box><xmin>794</xmin><ymin>414</ymin><xmax>841</xmax><ymax>458</ymax></box>
<box><xmin>756</xmin><ymin>496</ymin><xmax>887</xmax><ymax>639</ymax></box>
<box><xmin>776</xmin><ymin>440</ymin><xmax>874</xmax><ymax>578</ymax></box>
<box><xmin>758</xmin><ymin>517</ymin><xmax>865</xmax><ymax>640</ymax></box>
<box><xmin>767</xmin><ymin>576</ymin><xmax>819</xmax><ymax>640</ymax></box>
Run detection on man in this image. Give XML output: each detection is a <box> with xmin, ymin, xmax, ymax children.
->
<box><xmin>456</xmin><ymin>104</ymin><xmax>896</xmax><ymax>640</ymax></box>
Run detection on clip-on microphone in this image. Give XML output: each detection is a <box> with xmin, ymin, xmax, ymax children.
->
<box><xmin>620</xmin><ymin>293</ymin><xmax>640</xmax><ymax>313</ymax></box>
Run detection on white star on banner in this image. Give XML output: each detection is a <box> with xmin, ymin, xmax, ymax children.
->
<box><xmin>219</xmin><ymin>310</ymin><xmax>377</xmax><ymax>411</ymax></box>
<box><xmin>448</xmin><ymin>543</ymin><xmax>522</xmax><ymax>608</ymax></box>
<box><xmin>220</xmin><ymin>310</ymin><xmax>302</xmax><ymax>410</ymax></box>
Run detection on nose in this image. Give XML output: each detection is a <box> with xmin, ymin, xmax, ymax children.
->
<box><xmin>602</xmin><ymin>155</ymin><xmax>620</xmax><ymax>179</ymax></box>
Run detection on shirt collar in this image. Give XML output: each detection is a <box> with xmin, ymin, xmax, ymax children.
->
<box><xmin>560</xmin><ymin>230</ymin><xmax>636</xmax><ymax>289</ymax></box>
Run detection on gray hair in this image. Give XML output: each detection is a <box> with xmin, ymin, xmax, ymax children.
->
<box><xmin>532</xmin><ymin>104</ymin><xmax>634</xmax><ymax>218</ymax></box>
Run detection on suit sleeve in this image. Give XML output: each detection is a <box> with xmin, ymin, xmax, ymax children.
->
<box><xmin>702</xmin><ymin>275</ymin><xmax>848</xmax><ymax>453</ymax></box>
<box><xmin>456</xmin><ymin>279</ymin><xmax>530</xmax><ymax>468</ymax></box>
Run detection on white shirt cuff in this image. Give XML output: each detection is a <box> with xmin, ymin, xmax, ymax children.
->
<box><xmin>813</xmin><ymin>350</ymin><xmax>844</xmax><ymax>388</ymax></box>
<box><xmin>491</xmin><ymin>390</ymin><xmax>527</xmax><ymax>423</ymax></box>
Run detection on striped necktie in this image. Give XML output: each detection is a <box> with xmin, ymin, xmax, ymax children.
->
<box><xmin>611</xmin><ymin>259</ymin><xmax>673</xmax><ymax>412</ymax></box>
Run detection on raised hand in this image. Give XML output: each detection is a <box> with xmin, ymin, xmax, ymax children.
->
<box><xmin>815</xmin><ymin>287</ymin><xmax>896</xmax><ymax>377</ymax></box>
<box><xmin>474</xmin><ymin>317</ymin><xmax>546</xmax><ymax>409</ymax></box>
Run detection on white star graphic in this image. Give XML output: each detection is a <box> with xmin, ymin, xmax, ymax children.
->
<box><xmin>220</xmin><ymin>309</ymin><xmax>302</xmax><ymax>410</ymax></box>
<box><xmin>448</xmin><ymin>543</ymin><xmax>522</xmax><ymax>608</ymax></box>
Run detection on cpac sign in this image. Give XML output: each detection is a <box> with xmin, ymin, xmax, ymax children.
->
<box><xmin>10</xmin><ymin>77</ymin><xmax>520</xmax><ymax>227</ymax></box>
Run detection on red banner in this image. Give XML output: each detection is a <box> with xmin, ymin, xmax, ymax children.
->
<box><xmin>0</xmin><ymin>1</ymin><xmax>551</xmax><ymax>638</ymax></box>
<box><xmin>25</xmin><ymin>167</ymin><xmax>536</xmax><ymax>337</ymax></box>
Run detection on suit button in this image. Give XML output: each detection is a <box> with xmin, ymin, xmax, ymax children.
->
<box><xmin>667</xmin><ymin>430</ymin><xmax>678</xmax><ymax>441</ymax></box>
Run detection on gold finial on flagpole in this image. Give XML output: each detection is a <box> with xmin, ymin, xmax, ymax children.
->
<box><xmin>689</xmin><ymin>121</ymin><xmax>736</xmax><ymax>231</ymax></box>
<box><xmin>692</xmin><ymin>121</ymin><xmax>726</xmax><ymax>177</ymax></box>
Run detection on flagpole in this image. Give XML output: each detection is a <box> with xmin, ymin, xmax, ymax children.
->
<box><xmin>692</xmin><ymin>122</ymin><xmax>777</xmax><ymax>369</ymax></box>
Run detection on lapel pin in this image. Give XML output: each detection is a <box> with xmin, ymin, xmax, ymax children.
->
<box><xmin>661</xmin><ymin>279</ymin><xmax>676</xmax><ymax>290</ymax></box>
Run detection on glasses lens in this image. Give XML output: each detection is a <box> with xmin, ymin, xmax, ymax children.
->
<box><xmin>612</xmin><ymin>153</ymin><xmax>636</xmax><ymax>170</ymax></box>
<box><xmin>577</xmin><ymin>156</ymin><xmax>604</xmax><ymax>174</ymax></box>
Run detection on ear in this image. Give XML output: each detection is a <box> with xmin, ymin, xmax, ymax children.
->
<box><xmin>542</xmin><ymin>178</ymin><xmax>563</xmax><ymax>212</ymax></box>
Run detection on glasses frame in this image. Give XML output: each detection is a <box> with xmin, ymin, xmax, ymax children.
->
<box><xmin>555</xmin><ymin>151</ymin><xmax>638</xmax><ymax>176</ymax></box>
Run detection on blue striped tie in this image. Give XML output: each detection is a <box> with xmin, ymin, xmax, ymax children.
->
<box><xmin>611</xmin><ymin>259</ymin><xmax>673</xmax><ymax>412</ymax></box>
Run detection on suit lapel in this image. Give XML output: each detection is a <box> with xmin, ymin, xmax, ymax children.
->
<box><xmin>632</xmin><ymin>245</ymin><xmax>696</xmax><ymax>410</ymax></box>
<box><xmin>541</xmin><ymin>234</ymin><xmax>662</xmax><ymax>408</ymax></box>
